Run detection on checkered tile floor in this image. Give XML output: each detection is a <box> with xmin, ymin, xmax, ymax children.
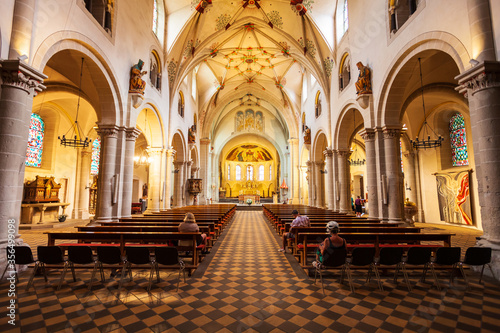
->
<box><xmin>1</xmin><ymin>211</ymin><xmax>500</xmax><ymax>332</ymax></box>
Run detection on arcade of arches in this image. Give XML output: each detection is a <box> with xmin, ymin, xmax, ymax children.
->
<box><xmin>1</xmin><ymin>0</ymin><xmax>500</xmax><ymax>281</ymax></box>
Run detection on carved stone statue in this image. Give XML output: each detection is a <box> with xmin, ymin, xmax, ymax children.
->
<box><xmin>303</xmin><ymin>125</ymin><xmax>311</xmax><ymax>144</ymax></box>
<box><xmin>188</xmin><ymin>125</ymin><xmax>196</xmax><ymax>143</ymax></box>
<box><xmin>129</xmin><ymin>59</ymin><xmax>147</xmax><ymax>94</ymax></box>
<box><xmin>355</xmin><ymin>62</ymin><xmax>372</xmax><ymax>95</ymax></box>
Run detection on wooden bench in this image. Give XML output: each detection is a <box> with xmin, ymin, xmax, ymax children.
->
<box><xmin>296</xmin><ymin>232</ymin><xmax>454</xmax><ymax>267</ymax></box>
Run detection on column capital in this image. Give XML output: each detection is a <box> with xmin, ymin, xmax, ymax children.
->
<box><xmin>314</xmin><ymin>160</ymin><xmax>325</xmax><ymax>167</ymax></box>
<box><xmin>146</xmin><ymin>147</ymin><xmax>163</xmax><ymax>157</ymax></box>
<box><xmin>173</xmin><ymin>161</ymin><xmax>185</xmax><ymax>167</ymax></box>
<box><xmin>0</xmin><ymin>59</ymin><xmax>47</xmax><ymax>93</ymax></box>
<box><xmin>186</xmin><ymin>160</ymin><xmax>193</xmax><ymax>167</ymax></box>
<box><xmin>402</xmin><ymin>150</ymin><xmax>415</xmax><ymax>158</ymax></box>
<box><xmin>305</xmin><ymin>160</ymin><xmax>313</xmax><ymax>167</ymax></box>
<box><xmin>125</xmin><ymin>127</ymin><xmax>141</xmax><ymax>141</ymax></box>
<box><xmin>456</xmin><ymin>61</ymin><xmax>500</xmax><ymax>97</ymax></box>
<box><xmin>323</xmin><ymin>147</ymin><xmax>334</xmax><ymax>158</ymax></box>
<box><xmin>96</xmin><ymin>124</ymin><xmax>120</xmax><ymax>138</ymax></box>
<box><xmin>359</xmin><ymin>128</ymin><xmax>376</xmax><ymax>141</ymax></box>
<box><xmin>382</xmin><ymin>126</ymin><xmax>401</xmax><ymax>139</ymax></box>
<box><xmin>336</xmin><ymin>149</ymin><xmax>350</xmax><ymax>157</ymax></box>
<box><xmin>200</xmin><ymin>138</ymin><xmax>211</xmax><ymax>145</ymax></box>
<box><xmin>81</xmin><ymin>149</ymin><xmax>92</xmax><ymax>157</ymax></box>
<box><xmin>288</xmin><ymin>138</ymin><xmax>299</xmax><ymax>145</ymax></box>
<box><xmin>192</xmin><ymin>167</ymin><xmax>200</xmax><ymax>172</ymax></box>
<box><xmin>166</xmin><ymin>149</ymin><xmax>176</xmax><ymax>158</ymax></box>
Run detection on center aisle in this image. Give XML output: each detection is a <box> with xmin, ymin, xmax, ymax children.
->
<box><xmin>174</xmin><ymin>210</ymin><xmax>329</xmax><ymax>332</ymax></box>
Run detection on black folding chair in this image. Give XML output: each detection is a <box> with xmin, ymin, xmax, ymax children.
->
<box><xmin>1</xmin><ymin>246</ymin><xmax>36</xmax><ymax>287</ymax></box>
<box><xmin>344</xmin><ymin>247</ymin><xmax>377</xmax><ymax>293</ymax></box>
<box><xmin>395</xmin><ymin>247</ymin><xmax>433</xmax><ymax>291</ymax></box>
<box><xmin>314</xmin><ymin>247</ymin><xmax>348</xmax><ymax>295</ymax></box>
<box><xmin>95</xmin><ymin>246</ymin><xmax>127</xmax><ymax>290</ymax></box>
<box><xmin>424</xmin><ymin>247</ymin><xmax>461</xmax><ymax>291</ymax></box>
<box><xmin>30</xmin><ymin>246</ymin><xmax>68</xmax><ymax>290</ymax></box>
<box><xmin>457</xmin><ymin>247</ymin><xmax>494</xmax><ymax>290</ymax></box>
<box><xmin>66</xmin><ymin>246</ymin><xmax>99</xmax><ymax>291</ymax></box>
<box><xmin>369</xmin><ymin>247</ymin><xmax>404</xmax><ymax>292</ymax></box>
<box><xmin>122</xmin><ymin>247</ymin><xmax>156</xmax><ymax>292</ymax></box>
<box><xmin>154</xmin><ymin>247</ymin><xmax>186</xmax><ymax>292</ymax></box>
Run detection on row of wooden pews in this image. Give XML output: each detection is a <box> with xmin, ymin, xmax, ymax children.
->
<box><xmin>45</xmin><ymin>204</ymin><xmax>237</xmax><ymax>274</ymax></box>
<box><xmin>263</xmin><ymin>204</ymin><xmax>455</xmax><ymax>268</ymax></box>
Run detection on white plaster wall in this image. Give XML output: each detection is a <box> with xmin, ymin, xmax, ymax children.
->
<box><xmin>0</xmin><ymin>0</ymin><xmax>14</xmax><ymax>59</ymax></box>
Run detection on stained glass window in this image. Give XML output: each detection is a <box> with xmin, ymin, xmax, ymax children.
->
<box><xmin>91</xmin><ymin>138</ymin><xmax>101</xmax><ymax>175</ymax></box>
<box><xmin>247</xmin><ymin>165</ymin><xmax>253</xmax><ymax>180</ymax></box>
<box><xmin>152</xmin><ymin>0</ymin><xmax>158</xmax><ymax>35</ymax></box>
<box><xmin>400</xmin><ymin>140</ymin><xmax>403</xmax><ymax>172</ymax></box>
<box><xmin>227</xmin><ymin>165</ymin><xmax>230</xmax><ymax>180</ymax></box>
<box><xmin>25</xmin><ymin>114</ymin><xmax>44</xmax><ymax>167</ymax></box>
<box><xmin>236</xmin><ymin>165</ymin><xmax>241</xmax><ymax>180</ymax></box>
<box><xmin>343</xmin><ymin>0</ymin><xmax>349</xmax><ymax>34</ymax></box>
<box><xmin>269</xmin><ymin>165</ymin><xmax>272</xmax><ymax>181</ymax></box>
<box><xmin>449</xmin><ymin>113</ymin><xmax>469</xmax><ymax>166</ymax></box>
<box><xmin>259</xmin><ymin>165</ymin><xmax>264</xmax><ymax>181</ymax></box>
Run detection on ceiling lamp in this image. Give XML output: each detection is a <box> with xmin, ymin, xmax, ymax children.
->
<box><xmin>349</xmin><ymin>111</ymin><xmax>365</xmax><ymax>166</ymax></box>
<box><xmin>134</xmin><ymin>110</ymin><xmax>152</xmax><ymax>166</ymax></box>
<box><xmin>58</xmin><ymin>57</ymin><xmax>90</xmax><ymax>148</ymax></box>
<box><xmin>410</xmin><ymin>58</ymin><xmax>444</xmax><ymax>149</ymax></box>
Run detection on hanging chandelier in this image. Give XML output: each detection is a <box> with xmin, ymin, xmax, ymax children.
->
<box><xmin>59</xmin><ymin>57</ymin><xmax>90</xmax><ymax>148</ymax></box>
<box><xmin>410</xmin><ymin>58</ymin><xmax>444</xmax><ymax>149</ymax></box>
<box><xmin>349</xmin><ymin>111</ymin><xmax>365</xmax><ymax>166</ymax></box>
<box><xmin>134</xmin><ymin>110</ymin><xmax>152</xmax><ymax>166</ymax></box>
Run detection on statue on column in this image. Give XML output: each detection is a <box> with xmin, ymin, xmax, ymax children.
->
<box><xmin>188</xmin><ymin>125</ymin><xmax>196</xmax><ymax>143</ymax></box>
<box><xmin>129</xmin><ymin>60</ymin><xmax>147</xmax><ymax>94</ymax></box>
<box><xmin>355</xmin><ymin>62</ymin><xmax>372</xmax><ymax>95</ymax></box>
<box><xmin>303</xmin><ymin>125</ymin><xmax>311</xmax><ymax>144</ymax></box>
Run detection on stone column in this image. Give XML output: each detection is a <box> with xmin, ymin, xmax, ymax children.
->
<box><xmin>457</xmin><ymin>61</ymin><xmax>500</xmax><ymax>278</ymax></box>
<box><xmin>289</xmin><ymin>138</ymin><xmax>300</xmax><ymax>204</ymax></box>
<box><xmin>200</xmin><ymin>138</ymin><xmax>210</xmax><ymax>203</ymax></box>
<box><xmin>184</xmin><ymin>160</ymin><xmax>193</xmax><ymax>206</ymax></box>
<box><xmin>324</xmin><ymin>148</ymin><xmax>335</xmax><ymax>210</ymax></box>
<box><xmin>0</xmin><ymin>60</ymin><xmax>45</xmax><ymax>252</ymax></box>
<box><xmin>305</xmin><ymin>161</ymin><xmax>313</xmax><ymax>206</ymax></box>
<box><xmin>403</xmin><ymin>150</ymin><xmax>418</xmax><ymax>205</ymax></box>
<box><xmin>9</xmin><ymin>0</ymin><xmax>36</xmax><ymax>60</ymax></box>
<box><xmin>146</xmin><ymin>148</ymin><xmax>163</xmax><ymax>213</ymax></box>
<box><xmin>74</xmin><ymin>149</ymin><xmax>91</xmax><ymax>219</ymax></box>
<box><xmin>121</xmin><ymin>127</ymin><xmax>140</xmax><ymax>217</ymax></box>
<box><xmin>95</xmin><ymin>125</ymin><xmax>119</xmax><ymax>222</ymax></box>
<box><xmin>164</xmin><ymin>149</ymin><xmax>175</xmax><ymax>210</ymax></box>
<box><xmin>315</xmin><ymin>161</ymin><xmax>326</xmax><ymax>208</ymax></box>
<box><xmin>332</xmin><ymin>150</ymin><xmax>339</xmax><ymax>212</ymax></box>
<box><xmin>337</xmin><ymin>150</ymin><xmax>351</xmax><ymax>213</ymax></box>
<box><xmin>383</xmin><ymin>126</ymin><xmax>403</xmax><ymax>222</ymax></box>
<box><xmin>374</xmin><ymin>128</ymin><xmax>388</xmax><ymax>220</ymax></box>
<box><xmin>360</xmin><ymin>129</ymin><xmax>379</xmax><ymax>218</ymax></box>
<box><xmin>173</xmin><ymin>161</ymin><xmax>184</xmax><ymax>207</ymax></box>
<box><xmin>467</xmin><ymin>0</ymin><xmax>496</xmax><ymax>62</ymax></box>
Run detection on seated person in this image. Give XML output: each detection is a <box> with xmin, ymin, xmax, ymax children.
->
<box><xmin>179</xmin><ymin>212</ymin><xmax>209</xmax><ymax>253</ymax></box>
<box><xmin>279</xmin><ymin>209</ymin><xmax>310</xmax><ymax>252</ymax></box>
<box><xmin>313</xmin><ymin>221</ymin><xmax>345</xmax><ymax>267</ymax></box>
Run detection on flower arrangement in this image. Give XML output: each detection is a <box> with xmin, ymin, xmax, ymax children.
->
<box><xmin>246</xmin><ymin>199</ymin><xmax>253</xmax><ymax>205</ymax></box>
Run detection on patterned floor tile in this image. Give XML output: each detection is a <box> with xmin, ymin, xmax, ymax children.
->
<box><xmin>1</xmin><ymin>210</ymin><xmax>500</xmax><ymax>332</ymax></box>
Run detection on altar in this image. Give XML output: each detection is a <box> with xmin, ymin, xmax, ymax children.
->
<box><xmin>239</xmin><ymin>194</ymin><xmax>260</xmax><ymax>204</ymax></box>
<box><xmin>21</xmin><ymin>202</ymin><xmax>70</xmax><ymax>224</ymax></box>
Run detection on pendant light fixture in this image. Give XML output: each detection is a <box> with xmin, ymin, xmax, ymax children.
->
<box><xmin>410</xmin><ymin>58</ymin><xmax>444</xmax><ymax>149</ymax></box>
<box><xmin>59</xmin><ymin>57</ymin><xmax>90</xmax><ymax>148</ymax></box>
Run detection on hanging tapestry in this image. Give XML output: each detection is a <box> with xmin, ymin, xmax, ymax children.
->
<box><xmin>435</xmin><ymin>170</ymin><xmax>473</xmax><ymax>225</ymax></box>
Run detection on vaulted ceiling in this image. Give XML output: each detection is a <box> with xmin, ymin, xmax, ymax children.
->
<box><xmin>165</xmin><ymin>0</ymin><xmax>335</xmax><ymax>138</ymax></box>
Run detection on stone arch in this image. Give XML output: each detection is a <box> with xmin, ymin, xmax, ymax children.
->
<box><xmin>171</xmin><ymin>130</ymin><xmax>186</xmax><ymax>163</ymax></box>
<box><xmin>135</xmin><ymin>104</ymin><xmax>164</xmax><ymax>149</ymax></box>
<box><xmin>334</xmin><ymin>104</ymin><xmax>365</xmax><ymax>150</ymax></box>
<box><xmin>377</xmin><ymin>31</ymin><xmax>470</xmax><ymax>127</ymax></box>
<box><xmin>31</xmin><ymin>31</ymin><xmax>123</xmax><ymax>125</ymax></box>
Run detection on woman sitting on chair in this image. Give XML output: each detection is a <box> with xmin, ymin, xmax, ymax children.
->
<box><xmin>313</xmin><ymin>221</ymin><xmax>345</xmax><ymax>267</ymax></box>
